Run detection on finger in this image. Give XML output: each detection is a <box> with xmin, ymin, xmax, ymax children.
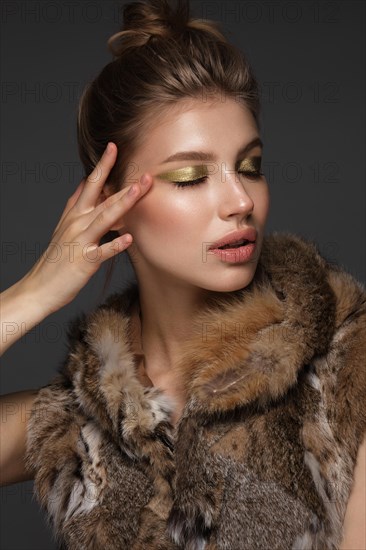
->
<box><xmin>72</xmin><ymin>179</ymin><xmax>87</xmax><ymax>203</ymax></box>
<box><xmin>101</xmin><ymin>171</ymin><xmax>152</xmax><ymax>204</ymax></box>
<box><xmin>96</xmin><ymin>173</ymin><xmax>152</xmax><ymax>212</ymax></box>
<box><xmin>52</xmin><ymin>179</ymin><xmax>87</xmax><ymax>235</ymax></box>
<box><xmin>77</xmin><ymin>142</ymin><xmax>118</xmax><ymax>211</ymax></box>
<box><xmin>64</xmin><ymin>179</ymin><xmax>86</xmax><ymax>213</ymax></box>
<box><xmin>81</xmin><ymin>181</ymin><xmax>145</xmax><ymax>243</ymax></box>
<box><xmin>86</xmin><ymin>233</ymin><xmax>134</xmax><ymax>265</ymax></box>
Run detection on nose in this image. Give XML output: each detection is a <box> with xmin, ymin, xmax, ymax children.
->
<box><xmin>217</xmin><ymin>167</ymin><xmax>254</xmax><ymax>219</ymax></box>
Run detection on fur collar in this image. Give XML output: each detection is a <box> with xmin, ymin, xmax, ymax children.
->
<box><xmin>62</xmin><ymin>231</ymin><xmax>338</xmax><ymax>435</ymax></box>
<box><xmin>28</xmin><ymin>230</ymin><xmax>366</xmax><ymax>549</ymax></box>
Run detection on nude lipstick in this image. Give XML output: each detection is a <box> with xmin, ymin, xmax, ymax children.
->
<box><xmin>207</xmin><ymin>227</ymin><xmax>257</xmax><ymax>263</ymax></box>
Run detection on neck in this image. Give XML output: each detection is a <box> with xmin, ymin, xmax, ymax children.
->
<box><xmin>136</xmin><ymin>279</ymin><xmax>214</xmax><ymax>379</ymax></box>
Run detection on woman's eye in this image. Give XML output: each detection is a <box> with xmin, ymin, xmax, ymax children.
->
<box><xmin>174</xmin><ymin>176</ymin><xmax>208</xmax><ymax>188</ymax></box>
<box><xmin>172</xmin><ymin>159</ymin><xmax>264</xmax><ymax>188</ymax></box>
<box><xmin>237</xmin><ymin>157</ymin><xmax>263</xmax><ymax>180</ymax></box>
<box><xmin>238</xmin><ymin>170</ymin><xmax>264</xmax><ymax>180</ymax></box>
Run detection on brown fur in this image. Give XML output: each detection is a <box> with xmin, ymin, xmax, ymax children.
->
<box><xmin>25</xmin><ymin>231</ymin><xmax>366</xmax><ymax>549</ymax></box>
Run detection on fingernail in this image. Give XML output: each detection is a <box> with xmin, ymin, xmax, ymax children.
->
<box><xmin>140</xmin><ymin>174</ymin><xmax>150</xmax><ymax>187</ymax></box>
<box><xmin>128</xmin><ymin>184</ymin><xmax>138</xmax><ymax>196</ymax></box>
<box><xmin>106</xmin><ymin>142</ymin><xmax>113</xmax><ymax>153</ymax></box>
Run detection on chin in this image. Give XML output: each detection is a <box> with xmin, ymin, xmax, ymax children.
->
<box><xmin>197</xmin><ymin>266</ymin><xmax>259</xmax><ymax>294</ymax></box>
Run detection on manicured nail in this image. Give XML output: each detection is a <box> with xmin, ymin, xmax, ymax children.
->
<box><xmin>140</xmin><ymin>174</ymin><xmax>150</xmax><ymax>187</ymax></box>
<box><xmin>128</xmin><ymin>184</ymin><xmax>138</xmax><ymax>196</ymax></box>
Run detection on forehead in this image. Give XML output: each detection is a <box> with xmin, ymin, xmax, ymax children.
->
<box><xmin>133</xmin><ymin>96</ymin><xmax>259</xmax><ymax>170</ymax></box>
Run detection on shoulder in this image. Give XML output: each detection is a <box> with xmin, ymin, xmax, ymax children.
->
<box><xmin>340</xmin><ymin>432</ymin><xmax>366</xmax><ymax>549</ymax></box>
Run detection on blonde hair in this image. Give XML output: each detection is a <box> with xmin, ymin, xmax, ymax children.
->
<box><xmin>77</xmin><ymin>0</ymin><xmax>261</xmax><ymax>294</ymax></box>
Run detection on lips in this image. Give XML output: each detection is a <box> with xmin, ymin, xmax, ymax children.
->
<box><xmin>208</xmin><ymin>227</ymin><xmax>257</xmax><ymax>250</ymax></box>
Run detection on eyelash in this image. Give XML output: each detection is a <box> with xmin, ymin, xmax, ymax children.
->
<box><xmin>173</xmin><ymin>170</ymin><xmax>264</xmax><ymax>188</ymax></box>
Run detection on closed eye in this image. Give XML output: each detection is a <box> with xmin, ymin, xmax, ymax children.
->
<box><xmin>174</xmin><ymin>176</ymin><xmax>209</xmax><ymax>188</ymax></box>
<box><xmin>173</xmin><ymin>169</ymin><xmax>264</xmax><ymax>188</ymax></box>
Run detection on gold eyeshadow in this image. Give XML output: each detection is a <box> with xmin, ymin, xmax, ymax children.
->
<box><xmin>238</xmin><ymin>157</ymin><xmax>261</xmax><ymax>173</ymax></box>
<box><xmin>156</xmin><ymin>165</ymin><xmax>209</xmax><ymax>182</ymax></box>
<box><xmin>156</xmin><ymin>157</ymin><xmax>262</xmax><ymax>183</ymax></box>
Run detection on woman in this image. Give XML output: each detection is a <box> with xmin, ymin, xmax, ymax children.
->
<box><xmin>1</xmin><ymin>0</ymin><xmax>365</xmax><ymax>548</ymax></box>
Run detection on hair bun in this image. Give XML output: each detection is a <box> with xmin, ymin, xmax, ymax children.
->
<box><xmin>108</xmin><ymin>0</ymin><xmax>189</xmax><ymax>56</ymax></box>
<box><xmin>108</xmin><ymin>0</ymin><xmax>225</xmax><ymax>57</ymax></box>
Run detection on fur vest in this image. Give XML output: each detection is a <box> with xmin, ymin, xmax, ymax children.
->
<box><xmin>25</xmin><ymin>231</ymin><xmax>366</xmax><ymax>550</ymax></box>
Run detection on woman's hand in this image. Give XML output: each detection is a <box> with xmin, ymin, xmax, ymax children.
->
<box><xmin>23</xmin><ymin>142</ymin><xmax>151</xmax><ymax>315</ymax></box>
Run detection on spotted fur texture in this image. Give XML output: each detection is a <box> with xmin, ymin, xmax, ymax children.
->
<box><xmin>25</xmin><ymin>232</ymin><xmax>366</xmax><ymax>550</ymax></box>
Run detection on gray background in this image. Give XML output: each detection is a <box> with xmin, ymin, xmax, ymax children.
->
<box><xmin>1</xmin><ymin>0</ymin><xmax>365</xmax><ymax>548</ymax></box>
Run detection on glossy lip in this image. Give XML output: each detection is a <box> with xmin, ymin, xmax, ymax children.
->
<box><xmin>209</xmin><ymin>242</ymin><xmax>256</xmax><ymax>263</ymax></box>
<box><xmin>208</xmin><ymin>227</ymin><xmax>257</xmax><ymax>250</ymax></box>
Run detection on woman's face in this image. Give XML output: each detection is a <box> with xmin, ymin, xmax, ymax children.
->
<box><xmin>115</xmin><ymin>97</ymin><xmax>270</xmax><ymax>293</ymax></box>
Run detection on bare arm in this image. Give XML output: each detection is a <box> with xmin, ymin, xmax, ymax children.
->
<box><xmin>1</xmin><ymin>142</ymin><xmax>151</xmax><ymax>358</ymax></box>
<box><xmin>0</xmin><ymin>277</ymin><xmax>54</xmax><ymax>356</ymax></box>
<box><xmin>0</xmin><ymin>389</ymin><xmax>39</xmax><ymax>486</ymax></box>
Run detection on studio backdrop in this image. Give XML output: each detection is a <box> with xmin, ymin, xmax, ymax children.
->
<box><xmin>1</xmin><ymin>1</ymin><xmax>365</xmax><ymax>549</ymax></box>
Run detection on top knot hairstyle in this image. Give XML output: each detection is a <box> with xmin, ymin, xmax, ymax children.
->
<box><xmin>78</xmin><ymin>0</ymin><xmax>261</xmax><ymax>193</ymax></box>
<box><xmin>107</xmin><ymin>0</ymin><xmax>228</xmax><ymax>54</ymax></box>
<box><xmin>77</xmin><ymin>0</ymin><xmax>261</xmax><ymax>293</ymax></box>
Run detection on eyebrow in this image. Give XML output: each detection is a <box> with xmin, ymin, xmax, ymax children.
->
<box><xmin>160</xmin><ymin>137</ymin><xmax>263</xmax><ymax>164</ymax></box>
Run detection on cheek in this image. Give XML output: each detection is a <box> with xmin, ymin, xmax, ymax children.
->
<box><xmin>125</xmin><ymin>189</ymin><xmax>196</xmax><ymax>241</ymax></box>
